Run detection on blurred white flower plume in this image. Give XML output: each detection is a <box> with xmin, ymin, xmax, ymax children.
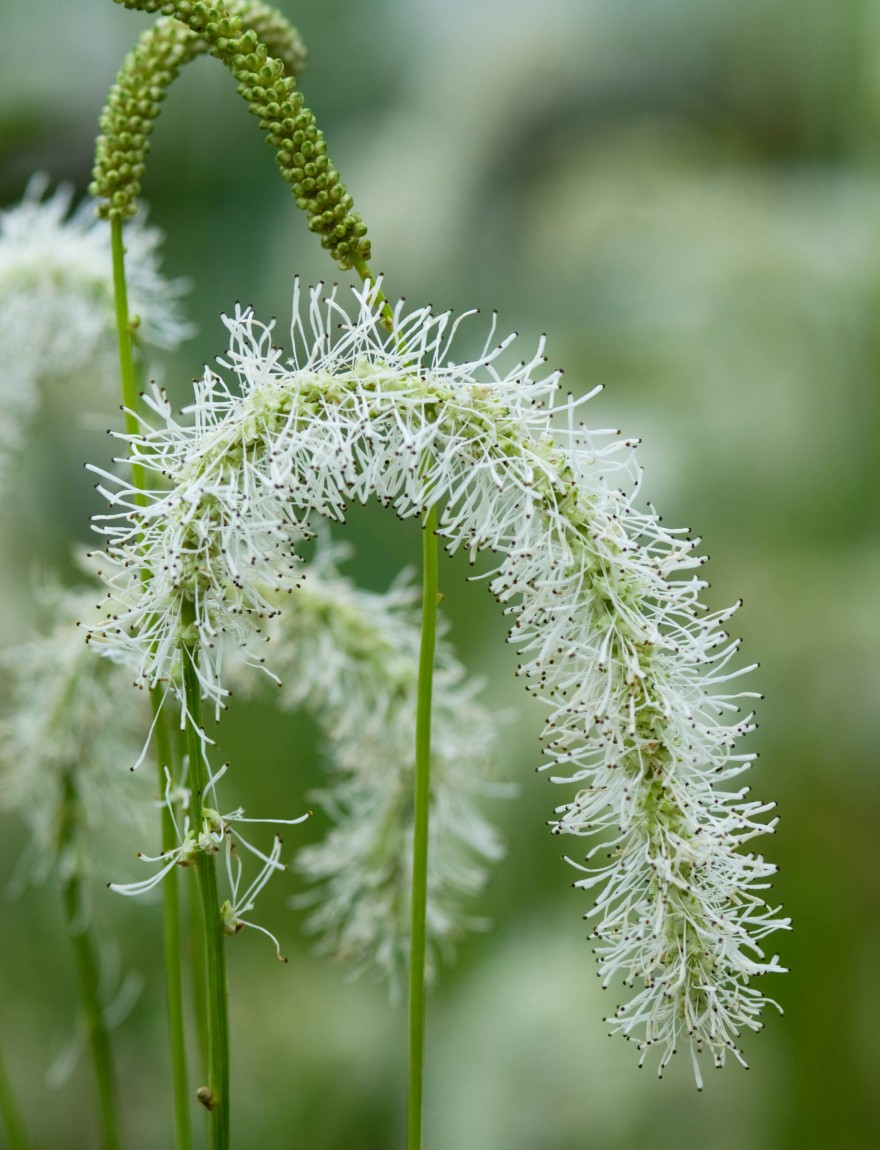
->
<box><xmin>261</xmin><ymin>539</ymin><xmax>506</xmax><ymax>991</ymax></box>
<box><xmin>85</xmin><ymin>279</ymin><xmax>788</xmax><ymax>1080</ymax></box>
<box><xmin>0</xmin><ymin>581</ymin><xmax>150</xmax><ymax>885</ymax></box>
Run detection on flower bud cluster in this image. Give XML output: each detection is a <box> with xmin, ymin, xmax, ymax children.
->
<box><xmin>93</xmin><ymin>3</ymin><xmax>307</xmax><ymax>220</ymax></box>
<box><xmin>86</xmin><ymin>280</ymin><xmax>788</xmax><ymax>1078</ymax></box>
<box><xmin>110</xmin><ymin>1</ymin><xmax>369</xmax><ymax>268</ymax></box>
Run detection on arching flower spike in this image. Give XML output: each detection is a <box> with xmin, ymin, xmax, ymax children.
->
<box><xmin>86</xmin><ymin>279</ymin><xmax>789</xmax><ymax>1080</ymax></box>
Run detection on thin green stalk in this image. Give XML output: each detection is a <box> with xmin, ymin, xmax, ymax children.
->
<box><xmin>153</xmin><ymin>698</ymin><xmax>193</xmax><ymax>1150</ymax></box>
<box><xmin>0</xmin><ymin>1028</ymin><xmax>29</xmax><ymax>1150</ymax></box>
<box><xmin>407</xmin><ymin>506</ymin><xmax>439</xmax><ymax>1150</ymax></box>
<box><xmin>58</xmin><ymin>773</ymin><xmax>122</xmax><ymax>1150</ymax></box>
<box><xmin>182</xmin><ymin>644</ymin><xmax>230</xmax><ymax>1150</ymax></box>
<box><xmin>110</xmin><ymin>217</ymin><xmax>146</xmax><ymax>488</ymax></box>
<box><xmin>111</xmin><ymin>214</ymin><xmax>191</xmax><ymax>1150</ymax></box>
<box><xmin>182</xmin><ymin>676</ymin><xmax>209</xmax><ymax>1078</ymax></box>
<box><xmin>188</xmin><ymin>841</ymin><xmax>210</xmax><ymax>1074</ymax></box>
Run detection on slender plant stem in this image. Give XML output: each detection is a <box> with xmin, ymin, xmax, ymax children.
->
<box><xmin>111</xmin><ymin>214</ymin><xmax>192</xmax><ymax>1149</ymax></box>
<box><xmin>0</xmin><ymin>1028</ymin><xmax>29</xmax><ymax>1150</ymax></box>
<box><xmin>58</xmin><ymin>773</ymin><xmax>122</xmax><ymax>1150</ymax></box>
<box><xmin>182</xmin><ymin>645</ymin><xmax>230</xmax><ymax>1150</ymax></box>
<box><xmin>407</xmin><ymin>506</ymin><xmax>439</xmax><ymax>1150</ymax></box>
<box><xmin>188</xmin><ymin>858</ymin><xmax>210</xmax><ymax>1074</ymax></box>
<box><xmin>110</xmin><ymin>218</ymin><xmax>147</xmax><ymax>483</ymax></box>
<box><xmin>183</xmin><ymin>680</ymin><xmax>209</xmax><ymax>1076</ymax></box>
<box><xmin>153</xmin><ymin>699</ymin><xmax>193</xmax><ymax>1150</ymax></box>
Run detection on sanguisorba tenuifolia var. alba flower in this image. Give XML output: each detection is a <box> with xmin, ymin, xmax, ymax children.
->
<box><xmin>86</xmin><ymin>279</ymin><xmax>789</xmax><ymax>1083</ymax></box>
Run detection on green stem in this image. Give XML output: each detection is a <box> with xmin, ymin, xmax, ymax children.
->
<box><xmin>110</xmin><ymin>218</ymin><xmax>146</xmax><ymax>487</ymax></box>
<box><xmin>182</xmin><ymin>644</ymin><xmax>230</xmax><ymax>1150</ymax></box>
<box><xmin>58</xmin><ymin>773</ymin><xmax>122</xmax><ymax>1150</ymax></box>
<box><xmin>348</xmin><ymin>251</ymin><xmax>434</xmax><ymax>1146</ymax></box>
<box><xmin>188</xmin><ymin>850</ymin><xmax>210</xmax><ymax>1074</ymax></box>
<box><xmin>0</xmin><ymin>1027</ymin><xmax>29</xmax><ymax>1150</ymax></box>
<box><xmin>111</xmin><ymin>213</ymin><xmax>192</xmax><ymax>1149</ymax></box>
<box><xmin>153</xmin><ymin>698</ymin><xmax>193</xmax><ymax>1150</ymax></box>
<box><xmin>112</xmin><ymin>211</ymin><xmax>194</xmax><ymax>1145</ymax></box>
<box><xmin>407</xmin><ymin>506</ymin><xmax>439</xmax><ymax>1150</ymax></box>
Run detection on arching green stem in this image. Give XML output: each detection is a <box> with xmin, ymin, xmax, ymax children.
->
<box><xmin>104</xmin><ymin>1</ymin><xmax>370</xmax><ymax>272</ymax></box>
<box><xmin>110</xmin><ymin>218</ymin><xmax>146</xmax><ymax>479</ymax></box>
<box><xmin>94</xmin><ymin>4</ymin><xmax>308</xmax><ymax>224</ymax></box>
<box><xmin>407</xmin><ymin>506</ymin><xmax>439</xmax><ymax>1150</ymax></box>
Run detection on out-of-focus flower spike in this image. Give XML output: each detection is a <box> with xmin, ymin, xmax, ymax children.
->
<box><xmin>0</xmin><ymin>177</ymin><xmax>192</xmax><ymax>481</ymax></box>
<box><xmin>254</xmin><ymin>539</ymin><xmax>505</xmax><ymax>990</ymax></box>
<box><xmin>0</xmin><ymin>580</ymin><xmax>151</xmax><ymax>882</ymax></box>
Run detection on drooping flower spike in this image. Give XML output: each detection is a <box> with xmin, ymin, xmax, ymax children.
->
<box><xmin>86</xmin><ymin>279</ymin><xmax>788</xmax><ymax>1080</ymax></box>
<box><xmin>256</xmin><ymin>539</ymin><xmax>506</xmax><ymax>990</ymax></box>
<box><xmin>91</xmin><ymin>1</ymin><xmax>308</xmax><ymax>223</ymax></box>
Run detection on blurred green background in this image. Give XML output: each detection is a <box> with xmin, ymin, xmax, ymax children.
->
<box><xmin>1</xmin><ymin>0</ymin><xmax>879</xmax><ymax>1147</ymax></box>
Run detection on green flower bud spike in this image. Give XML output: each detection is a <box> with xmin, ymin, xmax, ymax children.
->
<box><xmin>98</xmin><ymin>0</ymin><xmax>371</xmax><ymax>272</ymax></box>
<box><xmin>92</xmin><ymin>2</ymin><xmax>307</xmax><ymax>221</ymax></box>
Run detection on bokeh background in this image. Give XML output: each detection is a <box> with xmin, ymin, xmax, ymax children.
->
<box><xmin>1</xmin><ymin>0</ymin><xmax>878</xmax><ymax>1147</ymax></box>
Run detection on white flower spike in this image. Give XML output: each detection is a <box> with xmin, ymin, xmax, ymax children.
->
<box><xmin>86</xmin><ymin>279</ymin><xmax>789</xmax><ymax>1081</ymax></box>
